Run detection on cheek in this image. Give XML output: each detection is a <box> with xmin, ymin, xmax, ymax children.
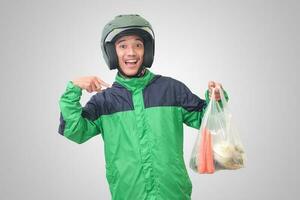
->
<box><xmin>115</xmin><ymin>49</ymin><xmax>123</xmax><ymax>61</ymax></box>
<box><xmin>139</xmin><ymin>49</ymin><xmax>145</xmax><ymax>59</ymax></box>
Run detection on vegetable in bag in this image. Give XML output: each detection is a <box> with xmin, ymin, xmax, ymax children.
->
<box><xmin>189</xmin><ymin>88</ymin><xmax>246</xmax><ymax>174</ymax></box>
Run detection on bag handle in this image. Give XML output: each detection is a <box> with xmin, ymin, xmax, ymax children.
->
<box><xmin>211</xmin><ymin>87</ymin><xmax>228</xmax><ymax>109</ymax></box>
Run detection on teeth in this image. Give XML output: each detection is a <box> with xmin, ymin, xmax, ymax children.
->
<box><xmin>125</xmin><ymin>60</ymin><xmax>137</xmax><ymax>64</ymax></box>
<box><xmin>126</xmin><ymin>60</ymin><xmax>137</xmax><ymax>62</ymax></box>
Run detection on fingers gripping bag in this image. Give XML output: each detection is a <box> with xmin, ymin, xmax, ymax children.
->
<box><xmin>189</xmin><ymin>88</ymin><xmax>246</xmax><ymax>174</ymax></box>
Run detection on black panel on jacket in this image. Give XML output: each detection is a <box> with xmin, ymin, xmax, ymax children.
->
<box><xmin>58</xmin><ymin>82</ymin><xmax>134</xmax><ymax>135</ymax></box>
<box><xmin>58</xmin><ymin>75</ymin><xmax>206</xmax><ymax>135</ymax></box>
<box><xmin>143</xmin><ymin>76</ymin><xmax>206</xmax><ymax>112</ymax></box>
<box><xmin>58</xmin><ymin>112</ymin><xmax>65</xmax><ymax>135</ymax></box>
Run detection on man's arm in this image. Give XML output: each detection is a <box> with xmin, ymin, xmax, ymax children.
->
<box><xmin>180</xmin><ymin>83</ymin><xmax>229</xmax><ymax>130</ymax></box>
<box><xmin>179</xmin><ymin>83</ymin><xmax>207</xmax><ymax>129</ymax></box>
<box><xmin>58</xmin><ymin>81</ymin><xmax>101</xmax><ymax>144</ymax></box>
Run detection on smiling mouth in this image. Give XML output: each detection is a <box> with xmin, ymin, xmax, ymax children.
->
<box><xmin>125</xmin><ymin>59</ymin><xmax>138</xmax><ymax>66</ymax></box>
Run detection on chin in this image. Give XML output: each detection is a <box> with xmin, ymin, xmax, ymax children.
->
<box><xmin>120</xmin><ymin>65</ymin><xmax>142</xmax><ymax>76</ymax></box>
<box><xmin>123</xmin><ymin>69</ymin><xmax>139</xmax><ymax>76</ymax></box>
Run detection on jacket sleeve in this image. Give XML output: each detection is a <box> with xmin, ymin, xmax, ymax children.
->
<box><xmin>58</xmin><ymin>81</ymin><xmax>101</xmax><ymax>144</ymax></box>
<box><xmin>180</xmin><ymin>84</ymin><xmax>229</xmax><ymax>130</ymax></box>
<box><xmin>179</xmin><ymin>83</ymin><xmax>207</xmax><ymax>130</ymax></box>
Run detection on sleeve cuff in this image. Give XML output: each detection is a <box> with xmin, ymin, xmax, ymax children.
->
<box><xmin>66</xmin><ymin>81</ymin><xmax>82</xmax><ymax>95</ymax></box>
<box><xmin>205</xmin><ymin>89</ymin><xmax>229</xmax><ymax>104</ymax></box>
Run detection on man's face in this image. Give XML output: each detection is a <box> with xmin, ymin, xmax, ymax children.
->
<box><xmin>115</xmin><ymin>35</ymin><xmax>144</xmax><ymax>76</ymax></box>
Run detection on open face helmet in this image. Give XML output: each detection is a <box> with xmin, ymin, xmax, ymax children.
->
<box><xmin>101</xmin><ymin>14</ymin><xmax>155</xmax><ymax>71</ymax></box>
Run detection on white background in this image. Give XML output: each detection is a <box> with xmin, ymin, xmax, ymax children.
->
<box><xmin>0</xmin><ymin>0</ymin><xmax>299</xmax><ymax>199</ymax></box>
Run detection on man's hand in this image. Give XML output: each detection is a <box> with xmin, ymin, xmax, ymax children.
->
<box><xmin>72</xmin><ymin>76</ymin><xmax>111</xmax><ymax>93</ymax></box>
<box><xmin>208</xmin><ymin>81</ymin><xmax>223</xmax><ymax>101</ymax></box>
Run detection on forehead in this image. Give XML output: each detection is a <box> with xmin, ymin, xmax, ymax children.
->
<box><xmin>115</xmin><ymin>35</ymin><xmax>143</xmax><ymax>44</ymax></box>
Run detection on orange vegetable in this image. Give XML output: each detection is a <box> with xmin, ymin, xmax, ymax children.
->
<box><xmin>198</xmin><ymin>127</ymin><xmax>207</xmax><ymax>173</ymax></box>
<box><xmin>205</xmin><ymin>129</ymin><xmax>215</xmax><ymax>173</ymax></box>
<box><xmin>198</xmin><ymin>127</ymin><xmax>215</xmax><ymax>174</ymax></box>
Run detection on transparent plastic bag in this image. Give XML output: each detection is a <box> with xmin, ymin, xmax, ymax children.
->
<box><xmin>189</xmin><ymin>88</ymin><xmax>246</xmax><ymax>174</ymax></box>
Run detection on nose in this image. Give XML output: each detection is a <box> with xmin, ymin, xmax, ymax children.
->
<box><xmin>127</xmin><ymin>45</ymin><xmax>137</xmax><ymax>56</ymax></box>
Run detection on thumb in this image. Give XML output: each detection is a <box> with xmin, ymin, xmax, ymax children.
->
<box><xmin>208</xmin><ymin>81</ymin><xmax>215</xmax><ymax>89</ymax></box>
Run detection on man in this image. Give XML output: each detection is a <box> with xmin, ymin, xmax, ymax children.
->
<box><xmin>58</xmin><ymin>14</ymin><xmax>226</xmax><ymax>200</ymax></box>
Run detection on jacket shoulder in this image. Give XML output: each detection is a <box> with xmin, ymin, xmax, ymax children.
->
<box><xmin>144</xmin><ymin>74</ymin><xmax>206</xmax><ymax>111</ymax></box>
<box><xmin>89</xmin><ymin>84</ymin><xmax>134</xmax><ymax>116</ymax></box>
<box><xmin>149</xmin><ymin>75</ymin><xmax>190</xmax><ymax>92</ymax></box>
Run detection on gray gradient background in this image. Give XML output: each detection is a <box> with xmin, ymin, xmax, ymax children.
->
<box><xmin>1</xmin><ymin>0</ymin><xmax>299</xmax><ymax>199</ymax></box>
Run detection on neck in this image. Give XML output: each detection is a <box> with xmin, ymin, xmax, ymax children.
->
<box><xmin>118</xmin><ymin>66</ymin><xmax>146</xmax><ymax>79</ymax></box>
<box><xmin>115</xmin><ymin>68</ymin><xmax>154</xmax><ymax>92</ymax></box>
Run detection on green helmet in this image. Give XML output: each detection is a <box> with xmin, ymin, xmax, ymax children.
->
<box><xmin>101</xmin><ymin>14</ymin><xmax>155</xmax><ymax>70</ymax></box>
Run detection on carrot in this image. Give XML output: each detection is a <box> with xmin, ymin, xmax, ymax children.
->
<box><xmin>198</xmin><ymin>128</ymin><xmax>215</xmax><ymax>174</ymax></box>
<box><xmin>198</xmin><ymin>127</ymin><xmax>207</xmax><ymax>173</ymax></box>
<box><xmin>205</xmin><ymin>129</ymin><xmax>215</xmax><ymax>173</ymax></box>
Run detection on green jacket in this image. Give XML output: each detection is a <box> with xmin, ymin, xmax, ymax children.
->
<box><xmin>58</xmin><ymin>69</ymin><xmax>222</xmax><ymax>200</ymax></box>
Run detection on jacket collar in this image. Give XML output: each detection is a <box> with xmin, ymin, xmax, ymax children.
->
<box><xmin>115</xmin><ymin>69</ymin><xmax>155</xmax><ymax>92</ymax></box>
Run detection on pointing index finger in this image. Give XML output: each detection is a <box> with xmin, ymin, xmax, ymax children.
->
<box><xmin>97</xmin><ymin>77</ymin><xmax>111</xmax><ymax>88</ymax></box>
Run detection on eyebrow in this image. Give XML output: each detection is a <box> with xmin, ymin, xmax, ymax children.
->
<box><xmin>116</xmin><ymin>38</ymin><xmax>143</xmax><ymax>45</ymax></box>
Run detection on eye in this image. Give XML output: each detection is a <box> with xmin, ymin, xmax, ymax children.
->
<box><xmin>136</xmin><ymin>43</ymin><xmax>143</xmax><ymax>48</ymax></box>
<box><xmin>119</xmin><ymin>44</ymin><xmax>126</xmax><ymax>49</ymax></box>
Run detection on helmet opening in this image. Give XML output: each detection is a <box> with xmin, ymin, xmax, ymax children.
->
<box><xmin>104</xmin><ymin>28</ymin><xmax>154</xmax><ymax>70</ymax></box>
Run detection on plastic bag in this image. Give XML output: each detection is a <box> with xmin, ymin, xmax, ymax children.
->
<box><xmin>189</xmin><ymin>88</ymin><xmax>246</xmax><ymax>174</ymax></box>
